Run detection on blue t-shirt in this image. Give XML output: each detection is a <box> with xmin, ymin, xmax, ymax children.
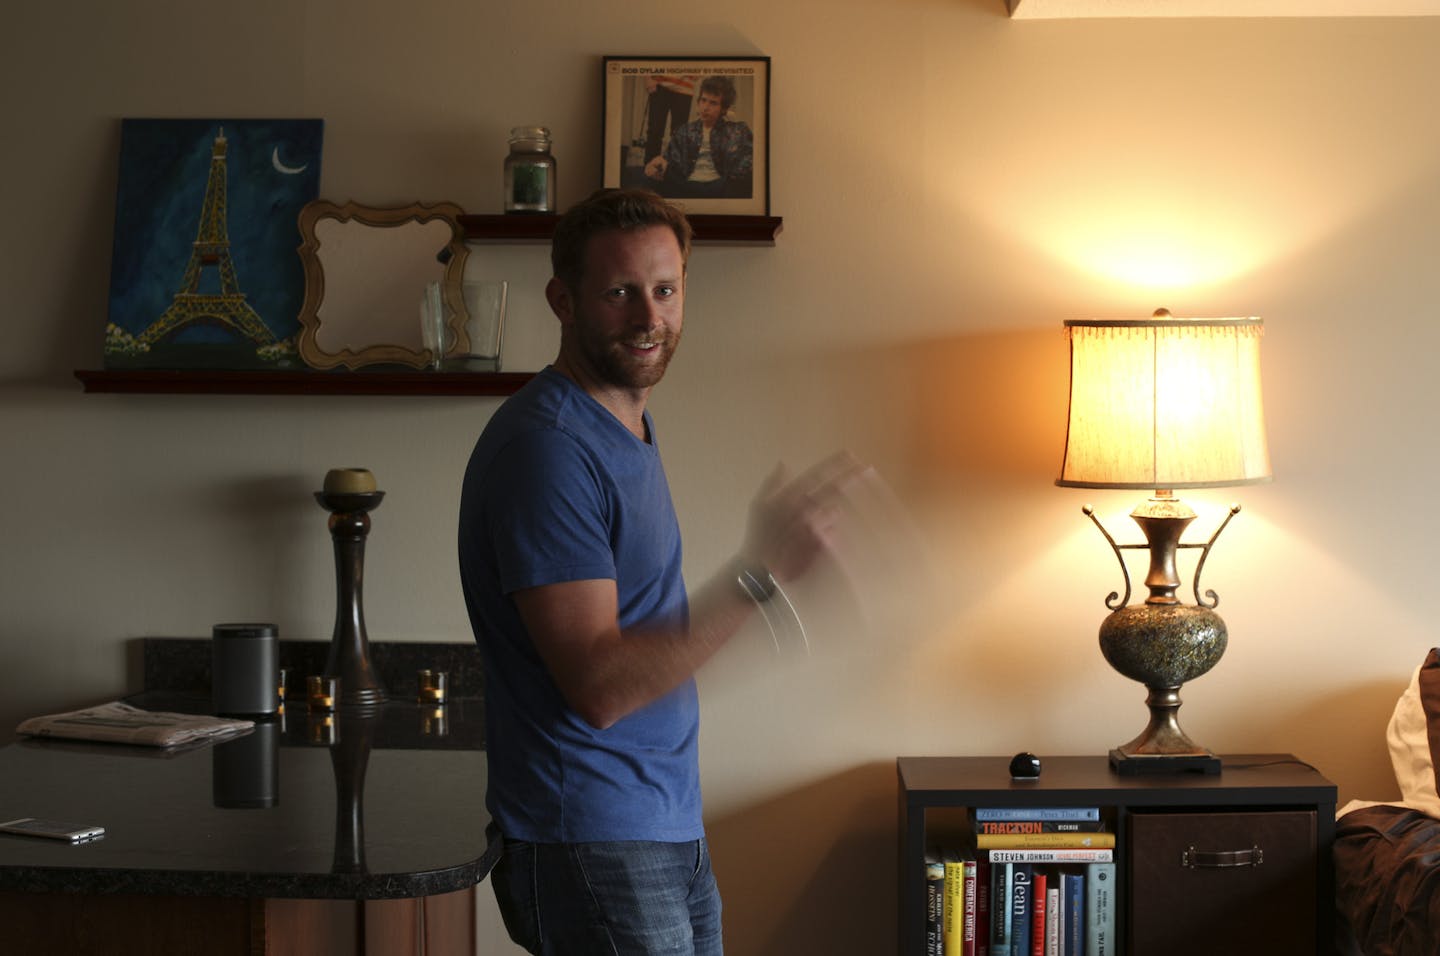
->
<box><xmin>457</xmin><ymin>368</ymin><xmax>701</xmax><ymax>843</ymax></box>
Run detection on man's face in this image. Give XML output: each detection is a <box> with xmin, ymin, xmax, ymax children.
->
<box><xmin>697</xmin><ymin>91</ymin><xmax>724</xmax><ymax>127</ymax></box>
<box><xmin>555</xmin><ymin>225</ymin><xmax>686</xmax><ymax>391</ymax></box>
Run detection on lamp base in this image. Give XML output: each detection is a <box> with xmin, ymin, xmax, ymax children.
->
<box><xmin>1109</xmin><ymin>749</ymin><xmax>1221</xmax><ymax>776</ymax></box>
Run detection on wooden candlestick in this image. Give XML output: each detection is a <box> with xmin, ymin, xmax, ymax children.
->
<box><xmin>314</xmin><ymin>488</ymin><xmax>386</xmax><ymax>711</ymax></box>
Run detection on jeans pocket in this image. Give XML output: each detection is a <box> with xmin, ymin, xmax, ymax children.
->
<box><xmin>493</xmin><ymin>838</ymin><xmax>542</xmax><ymax>953</ymax></box>
<box><xmin>690</xmin><ymin>837</ymin><xmax>707</xmax><ymax>885</ymax></box>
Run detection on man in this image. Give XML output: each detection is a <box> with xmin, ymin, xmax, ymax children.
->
<box><xmin>643</xmin><ymin>73</ymin><xmax>696</xmax><ymax>164</ymax></box>
<box><xmin>457</xmin><ymin>188</ymin><xmax>858</xmax><ymax>954</ymax></box>
<box><xmin>644</xmin><ymin>75</ymin><xmax>754</xmax><ymax>199</ymax></box>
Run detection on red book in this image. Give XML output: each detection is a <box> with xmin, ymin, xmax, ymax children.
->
<box><xmin>1030</xmin><ymin>872</ymin><xmax>1048</xmax><ymax>956</ymax></box>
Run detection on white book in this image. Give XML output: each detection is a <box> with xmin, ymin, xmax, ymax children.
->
<box><xmin>1046</xmin><ymin>885</ymin><xmax>1060</xmax><ymax>956</ymax></box>
<box><xmin>988</xmin><ymin>848</ymin><xmax>1114</xmax><ymax>864</ymax></box>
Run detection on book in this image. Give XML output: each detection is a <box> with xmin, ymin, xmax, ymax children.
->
<box><xmin>944</xmin><ymin>848</ymin><xmax>968</xmax><ymax>955</ymax></box>
<box><xmin>1061</xmin><ymin>872</ymin><xmax>1085</xmax><ymax>956</ymax></box>
<box><xmin>973</xmin><ymin>857</ymin><xmax>991</xmax><ymax>956</ymax></box>
<box><xmin>991</xmin><ymin>862</ymin><xmax>1011</xmax><ymax>953</ymax></box>
<box><xmin>962</xmin><ymin>859</ymin><xmax>979</xmax><ymax>956</ymax></box>
<box><xmin>1053</xmin><ymin>876</ymin><xmax>1067</xmax><ymax>956</ymax></box>
<box><xmin>1010</xmin><ymin>864</ymin><xmax>1033</xmax><ymax>956</ymax></box>
<box><xmin>925</xmin><ymin>847</ymin><xmax>945</xmax><ymax>956</ymax></box>
<box><xmin>976</xmin><ymin>820</ymin><xmax>1107</xmax><ymax>835</ymax></box>
<box><xmin>1085</xmin><ymin>862</ymin><xmax>1115</xmax><ymax>956</ymax></box>
<box><xmin>1029</xmin><ymin>871</ymin><xmax>1047</xmax><ymax>956</ymax></box>
<box><xmin>986</xmin><ymin>849</ymin><xmax>1114</xmax><ymax>864</ymax></box>
<box><xmin>1045</xmin><ymin>884</ymin><xmax>1060</xmax><ymax>956</ymax></box>
<box><xmin>973</xmin><ymin>807</ymin><xmax>1100</xmax><ymax>822</ymax></box>
<box><xmin>976</xmin><ymin>833</ymin><xmax>1115</xmax><ymax>850</ymax></box>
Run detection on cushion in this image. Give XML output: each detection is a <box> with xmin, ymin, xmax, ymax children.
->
<box><xmin>1333</xmin><ymin>804</ymin><xmax>1440</xmax><ymax>956</ymax></box>
<box><xmin>1385</xmin><ymin>647</ymin><xmax>1440</xmax><ymax>817</ymax></box>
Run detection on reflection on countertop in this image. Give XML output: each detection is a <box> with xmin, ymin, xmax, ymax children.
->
<box><xmin>0</xmin><ymin>638</ymin><xmax>494</xmax><ymax>901</ymax></box>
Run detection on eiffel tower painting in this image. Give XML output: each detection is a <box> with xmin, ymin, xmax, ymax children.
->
<box><xmin>141</xmin><ymin>128</ymin><xmax>275</xmax><ymax>350</ymax></box>
<box><xmin>104</xmin><ymin>119</ymin><xmax>323</xmax><ymax>369</ymax></box>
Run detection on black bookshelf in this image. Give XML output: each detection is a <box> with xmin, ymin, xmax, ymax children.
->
<box><xmin>897</xmin><ymin>754</ymin><xmax>1336</xmax><ymax>956</ymax></box>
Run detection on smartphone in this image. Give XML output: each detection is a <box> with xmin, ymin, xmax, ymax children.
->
<box><xmin>0</xmin><ymin>817</ymin><xmax>105</xmax><ymax>843</ymax></box>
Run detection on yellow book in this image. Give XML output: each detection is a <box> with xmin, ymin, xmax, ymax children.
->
<box><xmin>974</xmin><ymin>831</ymin><xmax>1116</xmax><ymax>849</ymax></box>
<box><xmin>942</xmin><ymin>848</ymin><xmax>968</xmax><ymax>953</ymax></box>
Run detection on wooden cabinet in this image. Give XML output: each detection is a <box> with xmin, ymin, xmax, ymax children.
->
<box><xmin>1128</xmin><ymin>810</ymin><xmax>1317</xmax><ymax>954</ymax></box>
<box><xmin>0</xmin><ymin>886</ymin><xmax>477</xmax><ymax>956</ymax></box>
<box><xmin>896</xmin><ymin>754</ymin><xmax>1337</xmax><ymax>956</ymax></box>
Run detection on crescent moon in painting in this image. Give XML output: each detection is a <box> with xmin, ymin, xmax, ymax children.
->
<box><xmin>272</xmin><ymin>146</ymin><xmax>308</xmax><ymax>175</ymax></box>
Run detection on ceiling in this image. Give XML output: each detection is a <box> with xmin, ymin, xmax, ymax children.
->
<box><xmin>1008</xmin><ymin>0</ymin><xmax>1440</xmax><ymax>16</ymax></box>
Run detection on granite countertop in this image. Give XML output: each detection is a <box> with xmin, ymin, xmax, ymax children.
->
<box><xmin>0</xmin><ymin>639</ymin><xmax>495</xmax><ymax>900</ymax></box>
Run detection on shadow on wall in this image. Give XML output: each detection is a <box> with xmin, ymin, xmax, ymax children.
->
<box><xmin>899</xmin><ymin>327</ymin><xmax>1069</xmax><ymax>497</ymax></box>
<box><xmin>1266</xmin><ymin>679</ymin><xmax>1409</xmax><ymax>807</ymax></box>
<box><xmin>706</xmin><ymin>761</ymin><xmax>897</xmax><ymax>956</ymax></box>
<box><xmin>1196</xmin><ymin>674</ymin><xmax>1407</xmax><ymax>806</ymax></box>
<box><xmin>797</xmin><ymin>324</ymin><xmax>1078</xmax><ymax>658</ymax></box>
<box><xmin>797</xmin><ymin>324</ymin><xmax>1069</xmax><ymax>508</ymax></box>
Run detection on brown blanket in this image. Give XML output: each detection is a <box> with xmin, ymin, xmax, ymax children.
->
<box><xmin>1335</xmin><ymin>804</ymin><xmax>1440</xmax><ymax>956</ymax></box>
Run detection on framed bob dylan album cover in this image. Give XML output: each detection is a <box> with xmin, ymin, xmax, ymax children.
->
<box><xmin>103</xmin><ymin>118</ymin><xmax>323</xmax><ymax>370</ymax></box>
<box><xmin>603</xmin><ymin>56</ymin><xmax>770</xmax><ymax>216</ymax></box>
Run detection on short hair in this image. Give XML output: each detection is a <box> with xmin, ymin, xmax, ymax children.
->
<box><xmin>699</xmin><ymin>74</ymin><xmax>737</xmax><ymax>112</ymax></box>
<box><xmin>550</xmin><ymin>188</ymin><xmax>693</xmax><ymax>293</ymax></box>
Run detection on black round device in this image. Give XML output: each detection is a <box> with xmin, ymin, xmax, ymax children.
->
<box><xmin>1009</xmin><ymin>752</ymin><xmax>1042</xmax><ymax>779</ymax></box>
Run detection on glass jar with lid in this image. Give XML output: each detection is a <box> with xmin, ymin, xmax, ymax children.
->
<box><xmin>504</xmin><ymin>126</ymin><xmax>556</xmax><ymax>214</ymax></box>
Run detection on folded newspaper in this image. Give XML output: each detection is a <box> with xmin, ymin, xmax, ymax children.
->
<box><xmin>17</xmin><ymin>701</ymin><xmax>253</xmax><ymax>748</ymax></box>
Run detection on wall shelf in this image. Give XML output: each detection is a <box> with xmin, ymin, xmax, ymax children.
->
<box><xmin>74</xmin><ymin>368</ymin><xmax>535</xmax><ymax>396</ymax></box>
<box><xmin>76</xmin><ymin>210</ymin><xmax>777</xmax><ymax>397</ymax></box>
<box><xmin>458</xmin><ymin>213</ymin><xmax>783</xmax><ymax>244</ymax></box>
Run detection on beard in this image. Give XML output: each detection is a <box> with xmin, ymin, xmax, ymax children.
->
<box><xmin>574</xmin><ymin>321</ymin><xmax>682</xmax><ymax>390</ymax></box>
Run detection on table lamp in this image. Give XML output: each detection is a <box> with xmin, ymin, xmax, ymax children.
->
<box><xmin>1057</xmin><ymin>309</ymin><xmax>1271</xmax><ymax>774</ymax></box>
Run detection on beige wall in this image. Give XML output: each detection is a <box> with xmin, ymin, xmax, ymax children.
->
<box><xmin>4</xmin><ymin>1</ymin><xmax>1439</xmax><ymax>951</ymax></box>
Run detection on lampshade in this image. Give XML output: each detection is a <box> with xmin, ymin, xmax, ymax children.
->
<box><xmin>1056</xmin><ymin>313</ymin><xmax>1272</xmax><ymax>490</ymax></box>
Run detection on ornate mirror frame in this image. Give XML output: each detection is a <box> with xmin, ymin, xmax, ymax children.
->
<box><xmin>296</xmin><ymin>201</ymin><xmax>470</xmax><ymax>370</ymax></box>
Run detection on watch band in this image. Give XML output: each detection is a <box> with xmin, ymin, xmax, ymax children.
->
<box><xmin>735</xmin><ymin>563</ymin><xmax>778</xmax><ymax>604</ymax></box>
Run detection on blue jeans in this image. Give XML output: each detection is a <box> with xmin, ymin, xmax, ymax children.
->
<box><xmin>491</xmin><ymin>832</ymin><xmax>723</xmax><ymax>955</ymax></box>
